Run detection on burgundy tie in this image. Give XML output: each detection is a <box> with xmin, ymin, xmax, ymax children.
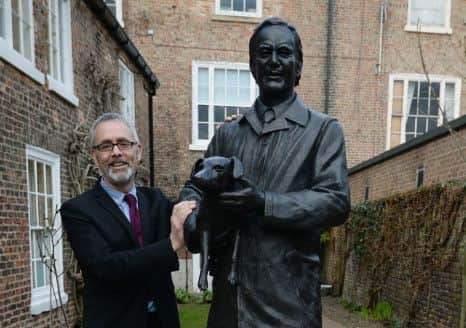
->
<box><xmin>124</xmin><ymin>194</ymin><xmax>144</xmax><ymax>246</ymax></box>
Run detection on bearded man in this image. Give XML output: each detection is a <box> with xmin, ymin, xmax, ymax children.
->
<box><xmin>61</xmin><ymin>113</ymin><xmax>195</xmax><ymax>328</ymax></box>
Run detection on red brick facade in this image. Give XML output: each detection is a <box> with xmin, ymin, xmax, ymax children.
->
<box><xmin>340</xmin><ymin>118</ymin><xmax>466</xmax><ymax>327</ymax></box>
<box><xmin>125</xmin><ymin>0</ymin><xmax>465</xmax><ymax>197</ymax></box>
<box><xmin>0</xmin><ymin>1</ymin><xmax>155</xmax><ymax>326</ymax></box>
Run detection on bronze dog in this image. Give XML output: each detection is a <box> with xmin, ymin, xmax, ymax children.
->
<box><xmin>189</xmin><ymin>156</ymin><xmax>247</xmax><ymax>291</ymax></box>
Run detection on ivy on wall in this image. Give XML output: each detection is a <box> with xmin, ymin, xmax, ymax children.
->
<box><xmin>346</xmin><ymin>182</ymin><xmax>466</xmax><ymax>326</ymax></box>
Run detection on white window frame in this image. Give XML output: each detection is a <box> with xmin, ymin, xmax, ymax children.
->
<box><xmin>215</xmin><ymin>0</ymin><xmax>262</xmax><ymax>18</ymax></box>
<box><xmin>104</xmin><ymin>0</ymin><xmax>124</xmax><ymax>26</ymax></box>
<box><xmin>405</xmin><ymin>0</ymin><xmax>452</xmax><ymax>34</ymax></box>
<box><xmin>26</xmin><ymin>145</ymin><xmax>68</xmax><ymax>315</ymax></box>
<box><xmin>119</xmin><ymin>60</ymin><xmax>135</xmax><ymax>127</ymax></box>
<box><xmin>190</xmin><ymin>61</ymin><xmax>257</xmax><ymax>150</ymax></box>
<box><xmin>0</xmin><ymin>0</ymin><xmax>45</xmax><ymax>84</ymax></box>
<box><xmin>47</xmin><ymin>0</ymin><xmax>78</xmax><ymax>106</ymax></box>
<box><xmin>386</xmin><ymin>73</ymin><xmax>461</xmax><ymax>149</ymax></box>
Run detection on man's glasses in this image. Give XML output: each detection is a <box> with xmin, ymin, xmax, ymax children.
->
<box><xmin>93</xmin><ymin>140</ymin><xmax>137</xmax><ymax>152</ymax></box>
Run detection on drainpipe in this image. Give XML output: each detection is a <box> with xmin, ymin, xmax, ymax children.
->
<box><xmin>324</xmin><ymin>0</ymin><xmax>335</xmax><ymax>114</ymax></box>
<box><xmin>146</xmin><ymin>82</ymin><xmax>156</xmax><ymax>187</ymax></box>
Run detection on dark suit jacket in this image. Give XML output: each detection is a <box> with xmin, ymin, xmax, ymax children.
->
<box><xmin>60</xmin><ymin>182</ymin><xmax>180</xmax><ymax>328</ymax></box>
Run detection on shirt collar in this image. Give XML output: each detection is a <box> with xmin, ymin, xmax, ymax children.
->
<box><xmin>240</xmin><ymin>93</ymin><xmax>308</xmax><ymax>135</ymax></box>
<box><xmin>100</xmin><ymin>178</ymin><xmax>137</xmax><ymax>205</ymax></box>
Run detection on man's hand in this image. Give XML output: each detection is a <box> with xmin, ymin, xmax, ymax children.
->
<box><xmin>217</xmin><ymin>186</ymin><xmax>265</xmax><ymax>216</ymax></box>
<box><xmin>170</xmin><ymin>201</ymin><xmax>197</xmax><ymax>252</ymax></box>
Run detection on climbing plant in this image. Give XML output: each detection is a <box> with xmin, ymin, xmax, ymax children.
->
<box><xmin>346</xmin><ymin>182</ymin><xmax>466</xmax><ymax>327</ymax></box>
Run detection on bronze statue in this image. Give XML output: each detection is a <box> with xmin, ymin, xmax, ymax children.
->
<box><xmin>181</xmin><ymin>17</ymin><xmax>350</xmax><ymax>328</ymax></box>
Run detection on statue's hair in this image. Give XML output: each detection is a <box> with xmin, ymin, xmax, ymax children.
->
<box><xmin>89</xmin><ymin>112</ymin><xmax>139</xmax><ymax>147</ymax></box>
<box><xmin>249</xmin><ymin>17</ymin><xmax>303</xmax><ymax>86</ymax></box>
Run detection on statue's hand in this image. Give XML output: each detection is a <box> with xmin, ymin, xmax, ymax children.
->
<box><xmin>217</xmin><ymin>186</ymin><xmax>265</xmax><ymax>216</ymax></box>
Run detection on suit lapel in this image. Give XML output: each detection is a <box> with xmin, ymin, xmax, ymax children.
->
<box><xmin>136</xmin><ymin>189</ymin><xmax>153</xmax><ymax>245</ymax></box>
<box><xmin>94</xmin><ymin>183</ymin><xmax>139</xmax><ymax>246</ymax></box>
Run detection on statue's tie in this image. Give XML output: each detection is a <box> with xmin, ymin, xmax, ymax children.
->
<box><xmin>263</xmin><ymin>108</ymin><xmax>275</xmax><ymax>124</ymax></box>
<box><xmin>124</xmin><ymin>194</ymin><xmax>143</xmax><ymax>246</ymax></box>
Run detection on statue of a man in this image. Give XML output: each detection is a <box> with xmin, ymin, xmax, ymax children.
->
<box><xmin>182</xmin><ymin>17</ymin><xmax>350</xmax><ymax>327</ymax></box>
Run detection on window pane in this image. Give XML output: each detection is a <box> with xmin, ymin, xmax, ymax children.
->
<box><xmin>392</xmin><ymin>98</ymin><xmax>403</xmax><ymax>115</ymax></box>
<box><xmin>198</xmin><ymin>68</ymin><xmax>209</xmax><ymax>103</ymax></box>
<box><xmin>198</xmin><ymin>105</ymin><xmax>208</xmax><ymax>122</ymax></box>
<box><xmin>29</xmin><ymin>194</ymin><xmax>37</xmax><ymax>226</ymax></box>
<box><xmin>391</xmin><ymin>116</ymin><xmax>401</xmax><ymax>134</ymax></box>
<box><xmin>430</xmin><ymin>83</ymin><xmax>440</xmax><ymax>98</ymax></box>
<box><xmin>46</xmin><ymin>165</ymin><xmax>52</xmax><ymax>194</ymax></box>
<box><xmin>429</xmin><ymin>99</ymin><xmax>439</xmax><ymax>115</ymax></box>
<box><xmin>36</xmin><ymin>261</ymin><xmax>45</xmax><ymax>287</ymax></box>
<box><xmin>428</xmin><ymin>117</ymin><xmax>438</xmax><ymax>130</ymax></box>
<box><xmin>406</xmin><ymin>134</ymin><xmax>415</xmax><ymax>142</ymax></box>
<box><xmin>0</xmin><ymin>0</ymin><xmax>5</xmax><ymax>38</ymax></box>
<box><xmin>105</xmin><ymin>0</ymin><xmax>117</xmax><ymax>17</ymax></box>
<box><xmin>245</xmin><ymin>0</ymin><xmax>256</xmax><ymax>12</ymax></box>
<box><xmin>409</xmin><ymin>99</ymin><xmax>417</xmax><ymax>115</ymax></box>
<box><xmin>411</xmin><ymin>0</ymin><xmax>445</xmax><ymax>27</ymax></box>
<box><xmin>418</xmin><ymin>99</ymin><xmax>428</xmax><ymax>115</ymax></box>
<box><xmin>37</xmin><ymin>162</ymin><xmax>44</xmax><ymax>193</ymax></box>
<box><xmin>419</xmin><ymin>82</ymin><xmax>429</xmax><ymax>97</ymax></box>
<box><xmin>31</xmin><ymin>232</ymin><xmax>39</xmax><ymax>258</ymax></box>
<box><xmin>393</xmin><ymin>81</ymin><xmax>403</xmax><ymax>97</ymax></box>
<box><xmin>226</xmin><ymin>107</ymin><xmax>237</xmax><ymax>117</ymax></box>
<box><xmin>12</xmin><ymin>0</ymin><xmax>20</xmax><ymax>52</ymax></box>
<box><xmin>214</xmin><ymin>86</ymin><xmax>225</xmax><ymax>104</ymax></box>
<box><xmin>214</xmin><ymin>69</ymin><xmax>225</xmax><ymax>86</ymax></box>
<box><xmin>444</xmin><ymin>83</ymin><xmax>455</xmax><ymax>121</ymax></box>
<box><xmin>417</xmin><ymin>117</ymin><xmax>426</xmax><ymax>134</ymax></box>
<box><xmin>47</xmin><ymin>197</ymin><xmax>54</xmax><ymax>224</ymax></box>
<box><xmin>198</xmin><ymin>124</ymin><xmax>208</xmax><ymax>140</ymax></box>
<box><xmin>226</xmin><ymin>69</ymin><xmax>237</xmax><ymax>86</ymax></box>
<box><xmin>238</xmin><ymin>87</ymin><xmax>250</xmax><ymax>104</ymax></box>
<box><xmin>32</xmin><ymin>261</ymin><xmax>37</xmax><ymax>288</ymax></box>
<box><xmin>233</xmin><ymin>0</ymin><xmax>243</xmax><ymax>11</ymax></box>
<box><xmin>220</xmin><ymin>0</ymin><xmax>230</xmax><ymax>10</ymax></box>
<box><xmin>226</xmin><ymin>86</ymin><xmax>237</xmax><ymax>104</ymax></box>
<box><xmin>21</xmin><ymin>0</ymin><xmax>31</xmax><ymax>60</ymax></box>
<box><xmin>406</xmin><ymin>116</ymin><xmax>415</xmax><ymax>133</ymax></box>
<box><xmin>28</xmin><ymin>160</ymin><xmax>36</xmax><ymax>192</ymax></box>
<box><xmin>214</xmin><ymin>106</ymin><xmax>225</xmax><ymax>123</ymax></box>
<box><xmin>38</xmin><ymin>195</ymin><xmax>46</xmax><ymax>227</ymax></box>
<box><xmin>390</xmin><ymin>133</ymin><xmax>400</xmax><ymax>148</ymax></box>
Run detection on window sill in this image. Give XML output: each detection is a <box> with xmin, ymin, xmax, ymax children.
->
<box><xmin>31</xmin><ymin>291</ymin><xmax>69</xmax><ymax>315</ymax></box>
<box><xmin>0</xmin><ymin>41</ymin><xmax>45</xmax><ymax>85</ymax></box>
<box><xmin>404</xmin><ymin>25</ymin><xmax>452</xmax><ymax>35</ymax></box>
<box><xmin>212</xmin><ymin>14</ymin><xmax>262</xmax><ymax>24</ymax></box>
<box><xmin>47</xmin><ymin>76</ymin><xmax>79</xmax><ymax>107</ymax></box>
<box><xmin>189</xmin><ymin>143</ymin><xmax>208</xmax><ymax>151</ymax></box>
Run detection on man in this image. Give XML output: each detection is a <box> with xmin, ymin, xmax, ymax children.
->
<box><xmin>182</xmin><ymin>17</ymin><xmax>350</xmax><ymax>327</ymax></box>
<box><xmin>61</xmin><ymin>113</ymin><xmax>195</xmax><ymax>328</ymax></box>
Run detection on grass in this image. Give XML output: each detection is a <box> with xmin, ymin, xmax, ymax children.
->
<box><xmin>178</xmin><ymin>304</ymin><xmax>210</xmax><ymax>328</ymax></box>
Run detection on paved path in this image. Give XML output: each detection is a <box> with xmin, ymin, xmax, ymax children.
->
<box><xmin>323</xmin><ymin>315</ymin><xmax>344</xmax><ymax>328</ymax></box>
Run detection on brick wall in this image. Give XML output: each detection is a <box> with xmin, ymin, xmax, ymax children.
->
<box><xmin>0</xmin><ymin>1</ymin><xmax>151</xmax><ymax>326</ymax></box>
<box><xmin>337</xmin><ymin>119</ymin><xmax>466</xmax><ymax>327</ymax></box>
<box><xmin>125</xmin><ymin>0</ymin><xmax>466</xmax><ymax>198</ymax></box>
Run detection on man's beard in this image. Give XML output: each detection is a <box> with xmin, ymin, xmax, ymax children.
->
<box><xmin>106</xmin><ymin>165</ymin><xmax>135</xmax><ymax>185</ymax></box>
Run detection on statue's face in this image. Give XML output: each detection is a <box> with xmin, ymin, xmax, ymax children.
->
<box><xmin>250</xmin><ymin>25</ymin><xmax>301</xmax><ymax>102</ymax></box>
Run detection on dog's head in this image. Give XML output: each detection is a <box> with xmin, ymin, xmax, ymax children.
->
<box><xmin>191</xmin><ymin>156</ymin><xmax>244</xmax><ymax>192</ymax></box>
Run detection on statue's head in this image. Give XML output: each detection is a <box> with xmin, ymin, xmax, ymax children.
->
<box><xmin>249</xmin><ymin>17</ymin><xmax>303</xmax><ymax>103</ymax></box>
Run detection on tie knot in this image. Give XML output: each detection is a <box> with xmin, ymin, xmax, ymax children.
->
<box><xmin>263</xmin><ymin>108</ymin><xmax>275</xmax><ymax>124</ymax></box>
<box><xmin>124</xmin><ymin>194</ymin><xmax>137</xmax><ymax>207</ymax></box>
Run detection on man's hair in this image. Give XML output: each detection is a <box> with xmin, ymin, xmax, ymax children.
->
<box><xmin>249</xmin><ymin>17</ymin><xmax>303</xmax><ymax>86</ymax></box>
<box><xmin>89</xmin><ymin>112</ymin><xmax>139</xmax><ymax>147</ymax></box>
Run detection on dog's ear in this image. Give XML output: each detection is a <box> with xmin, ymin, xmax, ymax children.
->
<box><xmin>191</xmin><ymin>158</ymin><xmax>204</xmax><ymax>177</ymax></box>
<box><xmin>230</xmin><ymin>156</ymin><xmax>244</xmax><ymax>179</ymax></box>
